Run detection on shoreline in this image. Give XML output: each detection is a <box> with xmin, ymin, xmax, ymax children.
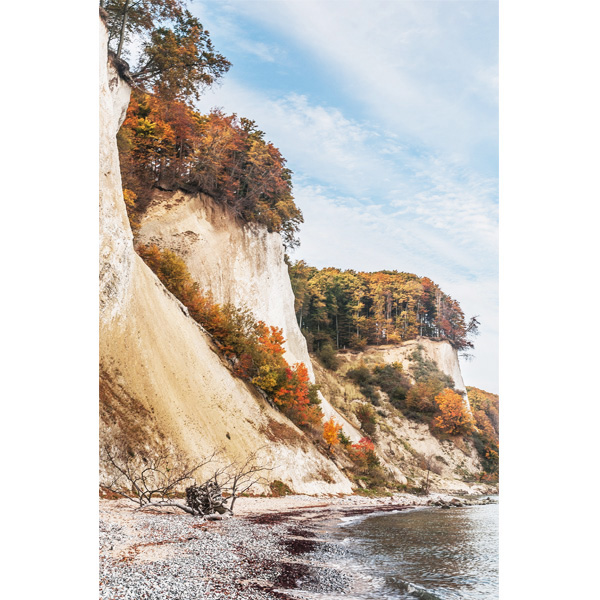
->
<box><xmin>100</xmin><ymin>492</ymin><xmax>497</xmax><ymax>599</ymax></box>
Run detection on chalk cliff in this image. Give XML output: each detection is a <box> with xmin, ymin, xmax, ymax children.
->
<box><xmin>137</xmin><ymin>190</ymin><xmax>364</xmax><ymax>443</ymax></box>
<box><xmin>99</xmin><ymin>14</ymin><xmax>485</xmax><ymax>496</ymax></box>
<box><xmin>99</xmin><ymin>18</ymin><xmax>353</xmax><ymax>495</ymax></box>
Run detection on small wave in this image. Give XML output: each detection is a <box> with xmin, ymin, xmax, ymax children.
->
<box><xmin>395</xmin><ymin>578</ymin><xmax>448</xmax><ymax>600</ymax></box>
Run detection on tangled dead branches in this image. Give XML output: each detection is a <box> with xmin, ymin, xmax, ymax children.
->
<box><xmin>100</xmin><ymin>433</ymin><xmax>272</xmax><ymax>517</ymax></box>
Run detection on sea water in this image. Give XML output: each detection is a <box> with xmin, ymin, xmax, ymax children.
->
<box><xmin>314</xmin><ymin>499</ymin><xmax>498</xmax><ymax>600</ymax></box>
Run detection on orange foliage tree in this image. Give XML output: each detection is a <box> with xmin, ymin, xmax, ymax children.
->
<box><xmin>274</xmin><ymin>363</ymin><xmax>322</xmax><ymax>428</ymax></box>
<box><xmin>349</xmin><ymin>437</ymin><xmax>380</xmax><ymax>472</ymax></box>
<box><xmin>118</xmin><ymin>92</ymin><xmax>303</xmax><ymax>248</ymax></box>
<box><xmin>432</xmin><ymin>388</ymin><xmax>475</xmax><ymax>436</ymax></box>
<box><xmin>323</xmin><ymin>418</ymin><xmax>343</xmax><ymax>452</ymax></box>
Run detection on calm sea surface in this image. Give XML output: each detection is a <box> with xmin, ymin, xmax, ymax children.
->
<box><xmin>323</xmin><ymin>499</ymin><xmax>498</xmax><ymax>600</ymax></box>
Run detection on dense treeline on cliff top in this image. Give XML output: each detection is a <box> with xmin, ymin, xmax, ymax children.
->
<box><xmin>288</xmin><ymin>261</ymin><xmax>479</xmax><ymax>353</ymax></box>
<box><xmin>104</xmin><ymin>0</ymin><xmax>303</xmax><ymax>248</ymax></box>
<box><xmin>118</xmin><ymin>94</ymin><xmax>303</xmax><ymax>248</ymax></box>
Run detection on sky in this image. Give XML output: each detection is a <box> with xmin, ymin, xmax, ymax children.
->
<box><xmin>189</xmin><ymin>0</ymin><xmax>499</xmax><ymax>393</ymax></box>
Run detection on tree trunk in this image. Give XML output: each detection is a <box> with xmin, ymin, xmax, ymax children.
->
<box><xmin>116</xmin><ymin>0</ymin><xmax>131</xmax><ymax>59</ymax></box>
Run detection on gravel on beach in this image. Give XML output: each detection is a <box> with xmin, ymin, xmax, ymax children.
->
<box><xmin>99</xmin><ymin>493</ymin><xmax>495</xmax><ymax>599</ymax></box>
<box><xmin>100</xmin><ymin>499</ymin><xmax>352</xmax><ymax>599</ymax></box>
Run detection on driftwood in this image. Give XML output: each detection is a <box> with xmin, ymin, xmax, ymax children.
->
<box><xmin>185</xmin><ymin>481</ymin><xmax>230</xmax><ymax>516</ymax></box>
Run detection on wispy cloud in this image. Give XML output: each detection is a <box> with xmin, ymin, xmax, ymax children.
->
<box><xmin>199</xmin><ymin>82</ymin><xmax>497</xmax><ymax>264</ymax></box>
<box><xmin>222</xmin><ymin>0</ymin><xmax>498</xmax><ymax>162</ymax></box>
<box><xmin>235</xmin><ymin>39</ymin><xmax>280</xmax><ymax>63</ymax></box>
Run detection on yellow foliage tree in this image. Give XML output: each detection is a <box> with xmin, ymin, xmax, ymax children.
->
<box><xmin>323</xmin><ymin>417</ymin><xmax>343</xmax><ymax>452</ymax></box>
<box><xmin>432</xmin><ymin>388</ymin><xmax>475</xmax><ymax>436</ymax></box>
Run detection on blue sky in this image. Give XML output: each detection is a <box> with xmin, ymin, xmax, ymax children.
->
<box><xmin>190</xmin><ymin>0</ymin><xmax>499</xmax><ymax>393</ymax></box>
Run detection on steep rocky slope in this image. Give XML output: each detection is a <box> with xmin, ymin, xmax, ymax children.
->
<box><xmin>99</xmin><ymin>19</ymin><xmax>352</xmax><ymax>495</ymax></box>
<box><xmin>312</xmin><ymin>342</ymin><xmax>487</xmax><ymax>494</ymax></box>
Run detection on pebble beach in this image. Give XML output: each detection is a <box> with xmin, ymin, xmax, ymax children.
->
<box><xmin>100</xmin><ymin>492</ymin><xmax>495</xmax><ymax>599</ymax></box>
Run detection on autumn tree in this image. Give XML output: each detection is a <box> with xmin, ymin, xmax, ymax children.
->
<box><xmin>432</xmin><ymin>388</ymin><xmax>475</xmax><ymax>436</ymax></box>
<box><xmin>103</xmin><ymin>1</ymin><xmax>230</xmax><ymax>102</ymax></box>
<box><xmin>323</xmin><ymin>418</ymin><xmax>343</xmax><ymax>452</ymax></box>
<box><xmin>274</xmin><ymin>363</ymin><xmax>323</xmax><ymax>428</ymax></box>
<box><xmin>349</xmin><ymin>437</ymin><xmax>380</xmax><ymax>473</ymax></box>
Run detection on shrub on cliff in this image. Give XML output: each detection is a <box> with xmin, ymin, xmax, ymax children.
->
<box><xmin>323</xmin><ymin>417</ymin><xmax>343</xmax><ymax>452</ymax></box>
<box><xmin>348</xmin><ymin>437</ymin><xmax>381</xmax><ymax>475</ymax></box>
<box><xmin>467</xmin><ymin>386</ymin><xmax>499</xmax><ymax>478</ymax></box>
<box><xmin>316</xmin><ymin>342</ymin><xmax>340</xmax><ymax>371</ymax></box>
<box><xmin>371</xmin><ymin>362</ymin><xmax>411</xmax><ymax>407</ymax></box>
<box><xmin>406</xmin><ymin>378</ymin><xmax>446</xmax><ymax>413</ymax></box>
<box><xmin>354</xmin><ymin>403</ymin><xmax>377</xmax><ymax>437</ymax></box>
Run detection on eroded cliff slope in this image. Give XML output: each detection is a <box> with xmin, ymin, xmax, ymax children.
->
<box><xmin>136</xmin><ymin>190</ymin><xmax>364</xmax><ymax>444</ymax></box>
<box><xmin>99</xmin><ymin>19</ymin><xmax>353</xmax><ymax>495</ymax></box>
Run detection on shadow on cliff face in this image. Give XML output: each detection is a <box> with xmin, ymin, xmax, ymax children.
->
<box><xmin>100</xmin><ymin>367</ymin><xmax>161</xmax><ymax>449</ymax></box>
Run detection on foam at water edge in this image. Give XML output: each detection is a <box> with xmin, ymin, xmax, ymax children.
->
<box><xmin>338</xmin><ymin>506</ymin><xmax>426</xmax><ymax>527</ymax></box>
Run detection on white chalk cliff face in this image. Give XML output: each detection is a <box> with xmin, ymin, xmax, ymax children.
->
<box><xmin>137</xmin><ymin>191</ymin><xmax>365</xmax><ymax>443</ymax></box>
<box><xmin>99</xmin><ymin>25</ymin><xmax>133</xmax><ymax>323</ymax></box>
<box><xmin>98</xmin><ymin>18</ymin><xmax>353</xmax><ymax>495</ymax></box>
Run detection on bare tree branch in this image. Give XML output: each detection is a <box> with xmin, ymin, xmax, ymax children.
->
<box><xmin>100</xmin><ymin>435</ymin><xmax>276</xmax><ymax>517</ymax></box>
